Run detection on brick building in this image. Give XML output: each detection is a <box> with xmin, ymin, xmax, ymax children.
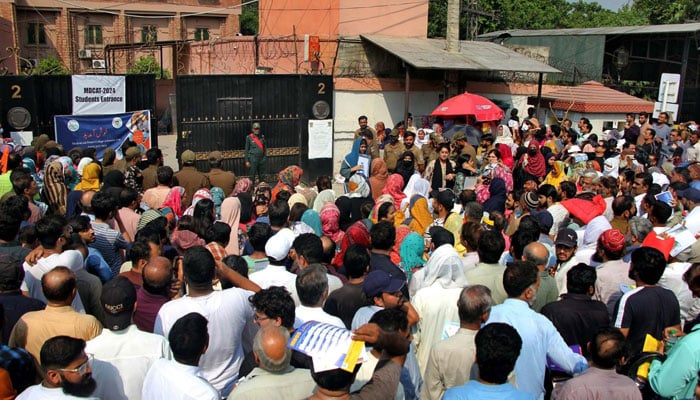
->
<box><xmin>0</xmin><ymin>0</ymin><xmax>241</xmax><ymax>75</ymax></box>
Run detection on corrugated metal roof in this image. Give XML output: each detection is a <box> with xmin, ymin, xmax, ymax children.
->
<box><xmin>479</xmin><ymin>22</ymin><xmax>700</xmax><ymax>39</ymax></box>
<box><xmin>360</xmin><ymin>34</ymin><xmax>560</xmax><ymax>73</ymax></box>
<box><xmin>538</xmin><ymin>80</ymin><xmax>653</xmax><ymax>113</ymax></box>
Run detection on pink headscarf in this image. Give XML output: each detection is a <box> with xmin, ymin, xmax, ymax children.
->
<box><xmin>232</xmin><ymin>178</ymin><xmax>253</xmax><ymax>196</ymax></box>
<box><xmin>320</xmin><ymin>203</ymin><xmax>344</xmax><ymax>243</ymax></box>
<box><xmin>220</xmin><ymin>197</ymin><xmax>241</xmax><ymax>255</ymax></box>
<box><xmin>160</xmin><ymin>186</ymin><xmax>184</xmax><ymax>218</ymax></box>
<box><xmin>184</xmin><ymin>188</ymin><xmax>213</xmax><ymax>216</ymax></box>
<box><xmin>391</xmin><ymin>225</ymin><xmax>412</xmax><ymax>265</ymax></box>
<box><xmin>382</xmin><ymin>174</ymin><xmax>406</xmax><ymax>211</ymax></box>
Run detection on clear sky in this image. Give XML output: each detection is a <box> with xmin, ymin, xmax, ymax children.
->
<box><xmin>582</xmin><ymin>0</ymin><xmax>631</xmax><ymax>10</ymax></box>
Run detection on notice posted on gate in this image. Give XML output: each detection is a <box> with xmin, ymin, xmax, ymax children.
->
<box><xmin>308</xmin><ymin>119</ymin><xmax>333</xmax><ymax>159</ymax></box>
<box><xmin>72</xmin><ymin>75</ymin><xmax>126</xmax><ymax>115</ymax></box>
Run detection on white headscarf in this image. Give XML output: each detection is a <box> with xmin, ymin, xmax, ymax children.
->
<box><xmin>421</xmin><ymin>244</ymin><xmax>468</xmax><ymax>289</ymax></box>
<box><xmin>401</xmin><ymin>176</ymin><xmax>431</xmax><ymax>216</ymax></box>
<box><xmin>494</xmin><ymin>124</ymin><xmax>514</xmax><ymax>146</ymax></box>
<box><xmin>583</xmin><ymin>216</ymin><xmax>612</xmax><ymax>248</ymax></box>
<box><xmin>313</xmin><ymin>189</ymin><xmax>336</xmax><ymax>212</ymax></box>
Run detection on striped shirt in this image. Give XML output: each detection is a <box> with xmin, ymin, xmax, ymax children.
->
<box><xmin>90</xmin><ymin>221</ymin><xmax>128</xmax><ymax>275</ymax></box>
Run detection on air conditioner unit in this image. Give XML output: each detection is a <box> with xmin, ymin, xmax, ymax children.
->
<box><xmin>78</xmin><ymin>49</ymin><xmax>92</xmax><ymax>59</ymax></box>
<box><xmin>92</xmin><ymin>59</ymin><xmax>106</xmax><ymax>69</ymax></box>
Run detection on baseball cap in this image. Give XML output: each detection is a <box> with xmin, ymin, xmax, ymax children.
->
<box><xmin>208</xmin><ymin>151</ymin><xmax>222</xmax><ymax>161</ymax></box>
<box><xmin>181</xmin><ymin>150</ymin><xmax>196</xmax><ymax>164</ymax></box>
<box><xmin>362</xmin><ymin>270</ymin><xmax>405</xmax><ymax>298</ymax></box>
<box><xmin>125</xmin><ymin>146</ymin><xmax>141</xmax><ymax>159</ymax></box>
<box><xmin>452</xmin><ymin>132</ymin><xmax>466</xmax><ymax>141</ymax></box>
<box><xmin>265</xmin><ymin>228</ymin><xmax>295</xmax><ymax>262</ymax></box>
<box><xmin>555</xmin><ymin>228</ymin><xmax>578</xmax><ymax>248</ymax></box>
<box><xmin>101</xmin><ymin>276</ymin><xmax>137</xmax><ymax>331</ymax></box>
<box><xmin>599</xmin><ymin>229</ymin><xmax>626</xmax><ymax>253</ymax></box>
<box><xmin>252</xmin><ymin>122</ymin><xmax>261</xmax><ymax>129</ymax></box>
<box><xmin>530</xmin><ymin>210</ymin><xmax>553</xmax><ymax>233</ymax></box>
<box><xmin>677</xmin><ymin>187</ymin><xmax>700</xmax><ymax>203</ymax></box>
<box><xmin>389</xmin><ymin>129</ymin><xmax>400</xmax><ymax>137</ymax></box>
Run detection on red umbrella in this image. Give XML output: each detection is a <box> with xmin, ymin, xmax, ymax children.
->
<box><xmin>431</xmin><ymin>91</ymin><xmax>504</xmax><ymax>121</ymax></box>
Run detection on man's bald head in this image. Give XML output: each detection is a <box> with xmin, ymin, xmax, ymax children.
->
<box><xmin>142</xmin><ymin>256</ymin><xmax>172</xmax><ymax>296</ymax></box>
<box><xmin>80</xmin><ymin>190</ymin><xmax>96</xmax><ymax>213</ymax></box>
<box><xmin>41</xmin><ymin>266</ymin><xmax>77</xmax><ymax>304</ymax></box>
<box><xmin>523</xmin><ymin>242</ymin><xmax>549</xmax><ymax>270</ymax></box>
<box><xmin>253</xmin><ymin>326</ymin><xmax>291</xmax><ymax>373</ymax></box>
<box><xmin>590</xmin><ymin>327</ymin><xmax>627</xmax><ymax>369</ymax></box>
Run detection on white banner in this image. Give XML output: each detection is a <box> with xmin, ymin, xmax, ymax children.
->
<box><xmin>72</xmin><ymin>75</ymin><xmax>126</xmax><ymax>115</ymax></box>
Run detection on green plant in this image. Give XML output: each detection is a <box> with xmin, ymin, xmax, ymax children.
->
<box><xmin>127</xmin><ymin>55</ymin><xmax>171</xmax><ymax>79</ymax></box>
<box><xmin>33</xmin><ymin>55</ymin><xmax>69</xmax><ymax>75</ymax></box>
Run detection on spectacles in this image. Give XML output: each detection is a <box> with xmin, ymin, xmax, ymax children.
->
<box><xmin>56</xmin><ymin>354</ymin><xmax>93</xmax><ymax>375</ymax></box>
<box><xmin>253</xmin><ymin>314</ymin><xmax>270</xmax><ymax>323</ymax></box>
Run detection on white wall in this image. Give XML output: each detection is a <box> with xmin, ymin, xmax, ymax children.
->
<box><xmin>332</xmin><ymin>90</ymin><xmax>442</xmax><ymax>173</ymax></box>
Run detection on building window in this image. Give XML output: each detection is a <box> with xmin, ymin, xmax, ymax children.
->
<box><xmin>194</xmin><ymin>28</ymin><xmax>210</xmax><ymax>41</ymax></box>
<box><xmin>142</xmin><ymin>25</ymin><xmax>157</xmax><ymax>43</ymax></box>
<box><xmin>85</xmin><ymin>25</ymin><xmax>103</xmax><ymax>46</ymax></box>
<box><xmin>27</xmin><ymin>23</ymin><xmax>46</xmax><ymax>45</ymax></box>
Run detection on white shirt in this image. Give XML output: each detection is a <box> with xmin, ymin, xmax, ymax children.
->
<box><xmin>249</xmin><ymin>265</ymin><xmax>299</xmax><ymax>305</ymax></box>
<box><xmin>659</xmin><ymin>262</ymin><xmax>700</xmax><ymax>322</ymax></box>
<box><xmin>17</xmin><ymin>385</ymin><xmax>98</xmax><ymax>399</ymax></box>
<box><xmin>412</xmin><ymin>285</ymin><xmax>462</xmax><ymax>375</ymax></box>
<box><xmin>141</xmin><ymin>358</ymin><xmax>219</xmax><ymax>400</ymax></box>
<box><xmin>154</xmin><ymin>289</ymin><xmax>255</xmax><ymax>395</ymax></box>
<box><xmin>548</xmin><ymin>204</ymin><xmax>570</xmax><ymax>237</ymax></box>
<box><xmin>294</xmin><ymin>305</ymin><xmax>345</xmax><ymax>329</ymax></box>
<box><xmin>21</xmin><ymin>250</ymin><xmax>85</xmax><ymax>312</ymax></box>
<box><xmin>86</xmin><ymin>325</ymin><xmax>172</xmax><ymax>400</ymax></box>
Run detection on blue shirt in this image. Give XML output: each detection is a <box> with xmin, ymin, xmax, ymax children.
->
<box><xmin>443</xmin><ymin>380</ymin><xmax>533</xmax><ymax>400</ymax></box>
<box><xmin>486</xmin><ymin>299</ymin><xmax>588</xmax><ymax>400</ymax></box>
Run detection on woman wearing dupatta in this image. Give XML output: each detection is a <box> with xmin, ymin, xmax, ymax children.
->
<box><xmin>381</xmin><ymin>174</ymin><xmax>406</xmax><ymax>212</ymax></box>
<box><xmin>220</xmin><ymin>197</ymin><xmax>243</xmax><ymax>256</ymax></box>
<box><xmin>42</xmin><ymin>161</ymin><xmax>67</xmax><ymax>216</ymax></box>
<box><xmin>340</xmin><ymin>138</ymin><xmax>369</xmax><ymax>182</ymax></box>
<box><xmin>516</xmin><ymin>141</ymin><xmax>547</xmax><ymax>184</ymax></box>
<box><xmin>74</xmin><ymin>162</ymin><xmax>101</xmax><ymax>192</ymax></box>
<box><xmin>272</xmin><ymin>165</ymin><xmax>303</xmax><ymax>201</ymax></box>
<box><xmin>407</xmin><ymin>196</ymin><xmax>433</xmax><ymax>236</ymax></box>
<box><xmin>368</xmin><ymin>158</ymin><xmax>389</xmax><ymax>202</ymax></box>
<box><xmin>423</xmin><ymin>143</ymin><xmax>456</xmax><ymax>191</ymax></box>
<box><xmin>320</xmin><ymin>203</ymin><xmax>344</xmax><ymax>243</ymax></box>
<box><xmin>542</xmin><ymin>155</ymin><xmax>568</xmax><ymax>188</ymax></box>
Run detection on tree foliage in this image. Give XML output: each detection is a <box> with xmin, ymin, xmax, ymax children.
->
<box><xmin>32</xmin><ymin>55</ymin><xmax>69</xmax><ymax>75</ymax></box>
<box><xmin>240</xmin><ymin>2</ymin><xmax>259</xmax><ymax>35</ymax></box>
<box><xmin>127</xmin><ymin>55</ymin><xmax>171</xmax><ymax>79</ymax></box>
<box><xmin>427</xmin><ymin>0</ymin><xmax>692</xmax><ymax>38</ymax></box>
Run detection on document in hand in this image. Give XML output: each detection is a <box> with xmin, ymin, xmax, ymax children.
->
<box><xmin>289</xmin><ymin>321</ymin><xmax>366</xmax><ymax>372</ymax></box>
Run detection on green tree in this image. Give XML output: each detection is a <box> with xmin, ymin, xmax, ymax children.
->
<box><xmin>632</xmin><ymin>0</ymin><xmax>699</xmax><ymax>24</ymax></box>
<box><xmin>127</xmin><ymin>55</ymin><xmax>171</xmax><ymax>79</ymax></box>
<box><xmin>32</xmin><ymin>55</ymin><xmax>69</xmax><ymax>75</ymax></box>
<box><xmin>240</xmin><ymin>2</ymin><xmax>258</xmax><ymax>35</ymax></box>
<box><xmin>564</xmin><ymin>1</ymin><xmax>647</xmax><ymax>28</ymax></box>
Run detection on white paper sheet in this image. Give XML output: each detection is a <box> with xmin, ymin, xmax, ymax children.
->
<box><xmin>308</xmin><ymin>119</ymin><xmax>333</xmax><ymax>159</ymax></box>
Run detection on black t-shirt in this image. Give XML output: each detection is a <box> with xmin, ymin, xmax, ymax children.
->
<box><xmin>541</xmin><ymin>293</ymin><xmax>609</xmax><ymax>358</ymax></box>
<box><xmin>323</xmin><ymin>282</ymin><xmax>372</xmax><ymax>329</ymax></box>
<box><xmin>613</xmin><ymin>285</ymin><xmax>680</xmax><ymax>355</ymax></box>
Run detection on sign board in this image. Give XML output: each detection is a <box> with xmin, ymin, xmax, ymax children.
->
<box><xmin>653</xmin><ymin>102</ymin><xmax>679</xmax><ymax>121</ymax></box>
<box><xmin>72</xmin><ymin>75</ymin><xmax>126</xmax><ymax>115</ymax></box>
<box><xmin>308</xmin><ymin>119</ymin><xmax>333</xmax><ymax>159</ymax></box>
<box><xmin>55</xmin><ymin>110</ymin><xmax>152</xmax><ymax>159</ymax></box>
<box><xmin>657</xmin><ymin>73</ymin><xmax>681</xmax><ymax>104</ymax></box>
<box><xmin>304</xmin><ymin>35</ymin><xmax>320</xmax><ymax>62</ymax></box>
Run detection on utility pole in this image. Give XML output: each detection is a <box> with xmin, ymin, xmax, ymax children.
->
<box><xmin>463</xmin><ymin>0</ymin><xmax>498</xmax><ymax>40</ymax></box>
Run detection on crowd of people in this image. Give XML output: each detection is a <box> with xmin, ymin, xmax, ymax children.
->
<box><xmin>0</xmin><ymin>108</ymin><xmax>700</xmax><ymax>400</ymax></box>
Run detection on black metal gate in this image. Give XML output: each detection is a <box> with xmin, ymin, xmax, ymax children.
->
<box><xmin>176</xmin><ymin>74</ymin><xmax>333</xmax><ymax>184</ymax></box>
<box><xmin>0</xmin><ymin>75</ymin><xmax>157</xmax><ymax>145</ymax></box>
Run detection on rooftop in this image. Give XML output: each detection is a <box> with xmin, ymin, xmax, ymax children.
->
<box><xmin>536</xmin><ymin>80</ymin><xmax>654</xmax><ymax>113</ymax></box>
